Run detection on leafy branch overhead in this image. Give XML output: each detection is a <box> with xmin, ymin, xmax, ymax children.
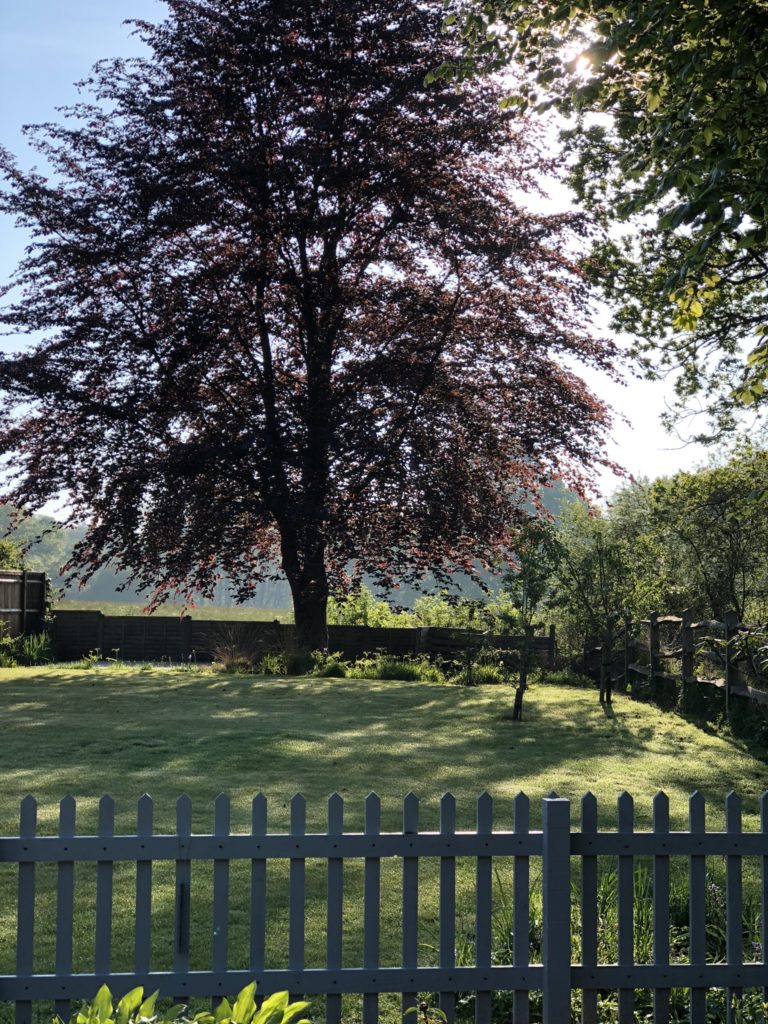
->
<box><xmin>438</xmin><ymin>0</ymin><xmax>768</xmax><ymax>433</ymax></box>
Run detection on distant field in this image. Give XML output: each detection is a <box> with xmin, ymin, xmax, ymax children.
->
<box><xmin>54</xmin><ymin>598</ymin><xmax>294</xmax><ymax>621</ymax></box>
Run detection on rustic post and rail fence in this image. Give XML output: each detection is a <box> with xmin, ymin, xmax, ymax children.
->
<box><xmin>2</xmin><ymin>790</ymin><xmax>768</xmax><ymax>1024</ymax></box>
<box><xmin>589</xmin><ymin>609</ymin><xmax>768</xmax><ymax>713</ymax></box>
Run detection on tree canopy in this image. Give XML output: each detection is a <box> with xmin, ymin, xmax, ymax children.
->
<box><xmin>441</xmin><ymin>0</ymin><xmax>768</xmax><ymax>435</ymax></box>
<box><xmin>0</xmin><ymin>0</ymin><xmax>616</xmax><ymax>649</ymax></box>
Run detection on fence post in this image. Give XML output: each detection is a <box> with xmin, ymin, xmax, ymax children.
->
<box><xmin>649</xmin><ymin>612</ymin><xmax>660</xmax><ymax>698</ymax></box>
<box><xmin>548</xmin><ymin>624</ymin><xmax>556</xmax><ymax>668</ymax></box>
<box><xmin>542</xmin><ymin>795</ymin><xmax>571</xmax><ymax>1024</ymax></box>
<box><xmin>622</xmin><ymin>613</ymin><xmax>632</xmax><ymax>692</ymax></box>
<box><xmin>20</xmin><ymin>570</ymin><xmax>28</xmax><ymax>634</ymax></box>
<box><xmin>681</xmin><ymin>609</ymin><xmax>694</xmax><ymax>706</ymax></box>
<box><xmin>724</xmin><ymin>610</ymin><xmax>738</xmax><ymax>719</ymax></box>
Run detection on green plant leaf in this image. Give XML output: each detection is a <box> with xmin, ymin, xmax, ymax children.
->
<box><xmin>93</xmin><ymin>986</ymin><xmax>114</xmax><ymax>1023</ymax></box>
<box><xmin>116</xmin><ymin>988</ymin><xmax>144</xmax><ymax>1024</ymax></box>
<box><xmin>138</xmin><ymin>992</ymin><xmax>159</xmax><ymax>1020</ymax></box>
<box><xmin>231</xmin><ymin>983</ymin><xmax>257</xmax><ymax>1024</ymax></box>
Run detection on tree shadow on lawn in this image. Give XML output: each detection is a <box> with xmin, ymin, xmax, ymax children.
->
<box><xmin>2</xmin><ymin>670</ymin><xmax>763</xmax><ymax>834</ymax></box>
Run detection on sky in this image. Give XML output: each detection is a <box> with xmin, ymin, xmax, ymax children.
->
<box><xmin>0</xmin><ymin>0</ymin><xmax>711</xmax><ymax>501</ymax></box>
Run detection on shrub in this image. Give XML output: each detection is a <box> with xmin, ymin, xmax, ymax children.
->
<box><xmin>309</xmin><ymin>650</ymin><xmax>347</xmax><ymax>677</ymax></box>
<box><xmin>58</xmin><ymin>982</ymin><xmax>310</xmax><ymax>1024</ymax></box>
<box><xmin>537</xmin><ymin>667</ymin><xmax>595</xmax><ymax>689</ymax></box>
<box><xmin>258</xmin><ymin>652</ymin><xmax>285</xmax><ymax>675</ymax></box>
<box><xmin>0</xmin><ymin>625</ymin><xmax>53</xmax><ymax>667</ymax></box>
<box><xmin>453</xmin><ymin>661</ymin><xmax>508</xmax><ymax>686</ymax></box>
<box><xmin>284</xmin><ymin>650</ymin><xmax>314</xmax><ymax>676</ymax></box>
<box><xmin>348</xmin><ymin>653</ymin><xmax>446</xmax><ymax>683</ymax></box>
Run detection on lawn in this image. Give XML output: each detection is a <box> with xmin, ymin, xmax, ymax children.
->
<box><xmin>1</xmin><ymin>667</ymin><xmax>766</xmax><ymax>1020</ymax></box>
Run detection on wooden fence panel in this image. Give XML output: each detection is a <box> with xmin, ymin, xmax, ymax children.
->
<box><xmin>0</xmin><ymin>570</ymin><xmax>47</xmax><ymax>637</ymax></box>
<box><xmin>3</xmin><ymin>791</ymin><xmax>768</xmax><ymax>1021</ymax></box>
<box><xmin>50</xmin><ymin>612</ymin><xmax>556</xmax><ymax>666</ymax></box>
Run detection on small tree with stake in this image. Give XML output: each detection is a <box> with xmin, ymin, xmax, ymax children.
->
<box><xmin>504</xmin><ymin>517</ymin><xmax>559</xmax><ymax>721</ymax></box>
<box><xmin>0</xmin><ymin>0</ymin><xmax>616</xmax><ymax>652</ymax></box>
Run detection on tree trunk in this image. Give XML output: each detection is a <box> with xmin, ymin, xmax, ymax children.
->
<box><xmin>511</xmin><ymin>626</ymin><xmax>531</xmax><ymax>721</ymax></box>
<box><xmin>599</xmin><ymin>618</ymin><xmax>615</xmax><ymax>705</ymax></box>
<box><xmin>289</xmin><ymin>576</ymin><xmax>329</xmax><ymax>655</ymax></box>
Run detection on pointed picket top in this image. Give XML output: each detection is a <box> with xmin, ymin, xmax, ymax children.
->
<box><xmin>252</xmin><ymin>793</ymin><xmax>267</xmax><ymax>833</ymax></box>
<box><xmin>328</xmin><ymin>792</ymin><xmax>344</xmax><ymax>834</ymax></box>
<box><xmin>689</xmin><ymin>790</ymin><xmax>706</xmax><ymax>830</ymax></box>
<box><xmin>476</xmin><ymin>792</ymin><xmax>493</xmax><ymax>833</ymax></box>
<box><xmin>403</xmin><ymin>792</ymin><xmax>419</xmax><ymax>833</ymax></box>
<box><xmin>214</xmin><ymin>793</ymin><xmax>230</xmax><ymax>834</ymax></box>
<box><xmin>514</xmin><ymin>792</ymin><xmax>530</xmax><ymax>833</ymax></box>
<box><xmin>617</xmin><ymin>792</ymin><xmax>634</xmax><ymax>832</ymax></box>
<box><xmin>581</xmin><ymin>792</ymin><xmax>597</xmax><ymax>831</ymax></box>
<box><xmin>19</xmin><ymin>794</ymin><xmax>37</xmax><ymax>834</ymax></box>
<box><xmin>365</xmin><ymin>792</ymin><xmax>381</xmax><ymax>834</ymax></box>
<box><xmin>547</xmin><ymin>790</ymin><xmax>559</xmax><ymax>800</ymax></box>
<box><xmin>137</xmin><ymin>793</ymin><xmax>153</xmax><ymax>833</ymax></box>
<box><xmin>761</xmin><ymin>791</ymin><xmax>768</xmax><ymax>830</ymax></box>
<box><xmin>176</xmin><ymin>793</ymin><xmax>192</xmax><ymax>834</ymax></box>
<box><xmin>290</xmin><ymin>793</ymin><xmax>306</xmax><ymax>834</ymax></box>
<box><xmin>652</xmin><ymin>791</ymin><xmax>669</xmax><ymax>832</ymax></box>
<box><xmin>98</xmin><ymin>794</ymin><xmax>115</xmax><ymax>837</ymax></box>
<box><xmin>725</xmin><ymin>791</ymin><xmax>742</xmax><ymax>831</ymax></box>
<box><xmin>59</xmin><ymin>794</ymin><xmax>76</xmax><ymax>836</ymax></box>
<box><xmin>440</xmin><ymin>792</ymin><xmax>456</xmax><ymax>833</ymax></box>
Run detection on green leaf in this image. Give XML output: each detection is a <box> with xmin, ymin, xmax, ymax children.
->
<box><xmin>93</xmin><ymin>986</ymin><xmax>114</xmax><ymax>1023</ymax></box>
<box><xmin>252</xmin><ymin>992</ymin><xmax>288</xmax><ymax>1024</ymax></box>
<box><xmin>231</xmin><ymin>983</ymin><xmax>257</xmax><ymax>1024</ymax></box>
<box><xmin>647</xmin><ymin>91</ymin><xmax>661</xmax><ymax>112</ymax></box>
<box><xmin>116</xmin><ymin>988</ymin><xmax>144</xmax><ymax>1024</ymax></box>
<box><xmin>138</xmin><ymin>992</ymin><xmax>159</xmax><ymax>1020</ymax></box>
<box><xmin>214</xmin><ymin>999</ymin><xmax>233</xmax><ymax>1024</ymax></box>
<box><xmin>756</xmin><ymin>72</ymin><xmax>767</xmax><ymax>94</ymax></box>
<box><xmin>689</xmin><ymin>299</ymin><xmax>703</xmax><ymax>317</ymax></box>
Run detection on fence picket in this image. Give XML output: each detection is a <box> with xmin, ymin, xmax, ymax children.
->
<box><xmin>95</xmin><ymin>795</ymin><xmax>115</xmax><ymax>975</ymax></box>
<box><xmin>250</xmin><ymin>795</ymin><xmax>267</xmax><ymax>974</ymax></box>
<box><xmin>326</xmin><ymin>793</ymin><xmax>344</xmax><ymax>1024</ymax></box>
<box><xmin>762</xmin><ymin>791</ymin><xmax>768</xmax><ymax>1006</ymax></box>
<box><xmin>135</xmin><ymin>794</ymin><xmax>153</xmax><ymax>975</ymax></box>
<box><xmin>689</xmin><ymin>791</ymin><xmax>707</xmax><ymax>1024</ymax></box>
<box><xmin>213</xmin><ymin>794</ymin><xmax>230</xmax><ymax>993</ymax></box>
<box><xmin>174</xmin><ymin>795</ymin><xmax>192</xmax><ymax>982</ymax></box>
<box><xmin>617</xmin><ymin>793</ymin><xmax>634</xmax><ymax>1024</ymax></box>
<box><xmin>363</xmin><ymin>793</ymin><xmax>381</xmax><ymax>1024</ymax></box>
<box><xmin>54</xmin><ymin>795</ymin><xmax>76</xmax><ymax>1020</ymax></box>
<box><xmin>439</xmin><ymin>793</ymin><xmax>457</xmax><ymax>1024</ymax></box>
<box><xmin>542</xmin><ymin>796</ymin><xmax>570</xmax><ymax>1024</ymax></box>
<box><xmin>474</xmin><ymin>792</ymin><xmax>493</xmax><ymax>1024</ymax></box>
<box><xmin>652</xmin><ymin>791</ymin><xmax>670</xmax><ymax>1024</ymax></box>
<box><xmin>401</xmin><ymin>792</ymin><xmax>420</xmax><ymax>1022</ymax></box>
<box><xmin>580</xmin><ymin>793</ymin><xmax>598</xmax><ymax>1024</ymax></box>
<box><xmin>725</xmin><ymin>792</ymin><xmax>742</xmax><ymax>1024</ymax></box>
<box><xmin>514</xmin><ymin>792</ymin><xmax>531</xmax><ymax>1024</ymax></box>
<box><xmin>15</xmin><ymin>795</ymin><xmax>36</xmax><ymax>1024</ymax></box>
<box><xmin>289</xmin><ymin>794</ymin><xmax>306</xmax><ymax>979</ymax></box>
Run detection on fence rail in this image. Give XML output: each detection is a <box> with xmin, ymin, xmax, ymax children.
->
<box><xmin>2</xmin><ymin>790</ymin><xmax>767</xmax><ymax>1024</ymax></box>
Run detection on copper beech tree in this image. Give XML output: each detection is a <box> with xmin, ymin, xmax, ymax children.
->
<box><xmin>0</xmin><ymin>0</ymin><xmax>616</xmax><ymax>651</ymax></box>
